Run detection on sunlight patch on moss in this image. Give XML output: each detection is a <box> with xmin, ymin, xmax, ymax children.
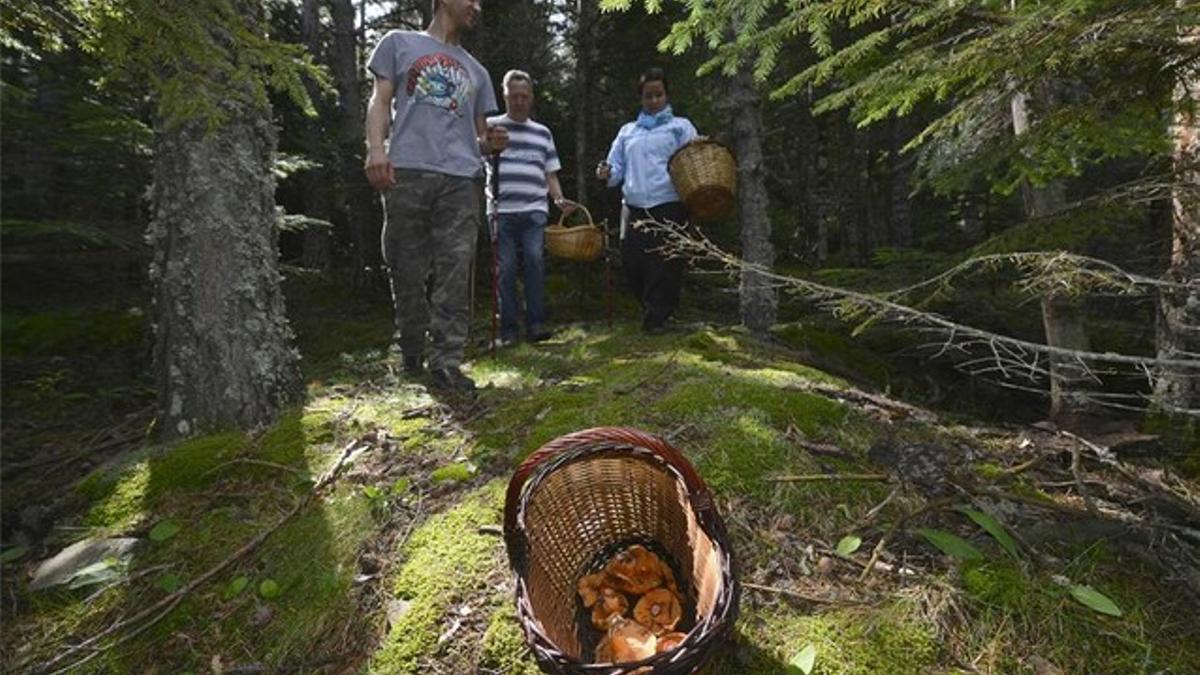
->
<box><xmin>467</xmin><ymin>360</ymin><xmax>541</xmax><ymax>390</ymax></box>
<box><xmin>478</xmin><ymin>600</ymin><xmax>541</xmax><ymax>674</ymax></box>
<box><xmin>368</xmin><ymin>481</ymin><xmax>507</xmax><ymax>674</ymax></box>
<box><xmin>714</xmin><ymin>599</ymin><xmax>939</xmax><ymax>675</ymax></box>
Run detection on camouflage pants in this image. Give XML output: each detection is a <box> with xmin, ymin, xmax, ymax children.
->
<box><xmin>381</xmin><ymin>169</ymin><xmax>481</xmax><ymax>370</ymax></box>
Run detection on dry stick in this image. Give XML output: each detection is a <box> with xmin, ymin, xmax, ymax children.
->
<box><xmin>858</xmin><ymin>497</ymin><xmax>957</xmax><ymax>583</ymax></box>
<box><xmin>741</xmin><ymin>582</ymin><xmax>849</xmax><ymax>605</ymax></box>
<box><xmin>1000</xmin><ymin>453</ymin><xmax>1048</xmax><ymax>475</ymax></box>
<box><xmin>46</xmin><ymin>439</ymin><xmax>365</xmax><ymax>675</ymax></box>
<box><xmin>614</xmin><ymin>349</ymin><xmax>681</xmax><ymax>395</ymax></box>
<box><xmin>1058</xmin><ymin>429</ymin><xmax>1200</xmax><ymax>522</ymax></box>
<box><xmin>199</xmin><ymin>457</ymin><xmax>311</xmax><ymax>480</ymax></box>
<box><xmin>1069</xmin><ymin>441</ymin><xmax>1100</xmax><ymax>516</ymax></box>
<box><xmin>766</xmin><ymin>473</ymin><xmax>889</xmax><ymax>484</ymax></box>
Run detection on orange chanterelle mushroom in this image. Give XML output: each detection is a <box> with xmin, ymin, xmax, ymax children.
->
<box><xmin>633</xmin><ymin>587</ymin><xmax>683</xmax><ymax>635</ymax></box>
<box><xmin>577</xmin><ymin>572</ymin><xmax>606</xmax><ymax>609</ymax></box>
<box><xmin>606</xmin><ymin>615</ymin><xmax>658</xmax><ymax>662</ymax></box>
<box><xmin>590</xmin><ymin>586</ymin><xmax>630</xmax><ymax>630</ymax></box>
<box><xmin>605</xmin><ymin>545</ymin><xmax>673</xmax><ymax>595</ymax></box>
<box><xmin>656</xmin><ymin>631</ymin><xmax>688</xmax><ymax>653</ymax></box>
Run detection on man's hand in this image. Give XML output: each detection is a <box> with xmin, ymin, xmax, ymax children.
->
<box><xmin>595</xmin><ymin>161</ymin><xmax>611</xmax><ymax>182</ymax></box>
<box><xmin>364</xmin><ymin>147</ymin><xmax>394</xmax><ymax>191</ymax></box>
<box><xmin>485</xmin><ymin>124</ymin><xmax>509</xmax><ymax>153</ymax></box>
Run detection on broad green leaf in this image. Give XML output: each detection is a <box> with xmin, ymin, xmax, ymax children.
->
<box><xmin>149</xmin><ymin>520</ymin><xmax>181</xmax><ymax>542</ymax></box>
<box><xmin>790</xmin><ymin>643</ymin><xmax>817</xmax><ymax>674</ymax></box>
<box><xmin>917</xmin><ymin>528</ymin><xmax>984</xmax><ymax>561</ymax></box>
<box><xmin>1069</xmin><ymin>584</ymin><xmax>1123</xmax><ymax>617</ymax></box>
<box><xmin>155</xmin><ymin>573</ymin><xmax>182</xmax><ymax>593</ymax></box>
<box><xmin>362</xmin><ymin>485</ymin><xmax>384</xmax><ymax>500</ymax></box>
<box><xmin>259</xmin><ymin>578</ymin><xmax>281</xmax><ymax>599</ymax></box>
<box><xmin>223</xmin><ymin>576</ymin><xmax>250</xmax><ymax>600</ymax></box>
<box><xmin>0</xmin><ymin>545</ymin><xmax>30</xmax><ymax>564</ymax></box>
<box><xmin>837</xmin><ymin>535</ymin><xmax>862</xmax><ymax>556</ymax></box>
<box><xmin>960</xmin><ymin>508</ymin><xmax>1019</xmax><ymax>559</ymax></box>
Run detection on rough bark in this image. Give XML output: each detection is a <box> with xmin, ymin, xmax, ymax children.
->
<box><xmin>300</xmin><ymin>0</ymin><xmax>332</xmax><ymax>271</ymax></box>
<box><xmin>1011</xmin><ymin>88</ymin><xmax>1095</xmax><ymax>426</ymax></box>
<box><xmin>731</xmin><ymin>64</ymin><xmax>777</xmax><ymax>335</ymax></box>
<box><xmin>148</xmin><ymin>16</ymin><xmax>300</xmax><ymax>440</ymax></box>
<box><xmin>1154</xmin><ymin>13</ymin><xmax>1200</xmax><ymax>415</ymax></box>
<box><xmin>331</xmin><ymin>0</ymin><xmax>375</xmax><ymax>290</ymax></box>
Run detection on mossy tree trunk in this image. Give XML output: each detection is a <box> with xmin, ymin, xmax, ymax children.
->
<box><xmin>148</xmin><ymin>9</ymin><xmax>301</xmax><ymax>440</ymax></box>
<box><xmin>1154</xmin><ymin>12</ymin><xmax>1200</xmax><ymax>416</ymax></box>
<box><xmin>730</xmin><ymin>62</ymin><xmax>777</xmax><ymax>335</ymax></box>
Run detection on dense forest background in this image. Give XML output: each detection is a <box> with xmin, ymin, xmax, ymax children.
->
<box><xmin>2</xmin><ymin>2</ymin><xmax>1200</xmax><ymax>673</ymax></box>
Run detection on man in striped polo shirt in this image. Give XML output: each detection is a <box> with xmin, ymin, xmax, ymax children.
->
<box><xmin>486</xmin><ymin>70</ymin><xmax>573</xmax><ymax>345</ymax></box>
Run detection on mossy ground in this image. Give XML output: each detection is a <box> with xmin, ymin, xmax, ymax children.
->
<box><xmin>3</xmin><ymin>271</ymin><xmax>1197</xmax><ymax>674</ymax></box>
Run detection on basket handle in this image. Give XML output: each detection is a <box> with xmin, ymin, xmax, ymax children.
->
<box><xmin>502</xmin><ymin>426</ymin><xmax>718</xmax><ymax>542</ymax></box>
<box><xmin>554</xmin><ymin>202</ymin><xmax>594</xmax><ymax>229</ymax></box>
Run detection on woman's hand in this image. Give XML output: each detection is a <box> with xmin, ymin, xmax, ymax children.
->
<box><xmin>595</xmin><ymin>161</ymin><xmax>612</xmax><ymax>182</ymax></box>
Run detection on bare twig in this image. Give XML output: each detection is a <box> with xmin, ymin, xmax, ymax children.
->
<box><xmin>766</xmin><ymin>473</ymin><xmax>890</xmax><ymax>484</ymax></box>
<box><xmin>1070</xmin><ymin>441</ymin><xmax>1100</xmax><ymax>516</ymax></box>
<box><xmin>45</xmin><ymin>438</ymin><xmax>366</xmax><ymax>674</ymax></box>
<box><xmin>741</xmin><ymin>582</ymin><xmax>848</xmax><ymax>605</ymax></box>
<box><xmin>859</xmin><ymin>498</ymin><xmax>957</xmax><ymax>582</ymax></box>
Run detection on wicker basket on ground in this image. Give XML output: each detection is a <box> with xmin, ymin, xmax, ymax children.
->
<box><xmin>503</xmin><ymin>427</ymin><xmax>739</xmax><ymax>674</ymax></box>
<box><xmin>545</xmin><ymin>204</ymin><xmax>605</xmax><ymax>262</ymax></box>
<box><xmin>668</xmin><ymin>140</ymin><xmax>737</xmax><ymax>221</ymax></box>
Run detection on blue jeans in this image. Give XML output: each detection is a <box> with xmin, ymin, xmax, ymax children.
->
<box><xmin>496</xmin><ymin>210</ymin><xmax>547</xmax><ymax>340</ymax></box>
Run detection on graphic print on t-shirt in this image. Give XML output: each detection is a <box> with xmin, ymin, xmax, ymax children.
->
<box><xmin>406</xmin><ymin>53</ymin><xmax>472</xmax><ymax>117</ymax></box>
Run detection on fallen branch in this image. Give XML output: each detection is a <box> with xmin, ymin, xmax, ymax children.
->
<box><xmin>766</xmin><ymin>473</ymin><xmax>889</xmax><ymax>484</ymax></box>
<box><xmin>45</xmin><ymin>438</ymin><xmax>366</xmax><ymax>675</ymax></box>
<box><xmin>859</xmin><ymin>497</ymin><xmax>957</xmax><ymax>582</ymax></box>
<box><xmin>741</xmin><ymin>582</ymin><xmax>848</xmax><ymax>605</ymax></box>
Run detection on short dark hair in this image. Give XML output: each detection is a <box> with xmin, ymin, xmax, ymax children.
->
<box><xmin>638</xmin><ymin>68</ymin><xmax>669</xmax><ymax>96</ymax></box>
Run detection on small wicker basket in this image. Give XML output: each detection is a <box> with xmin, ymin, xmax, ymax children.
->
<box><xmin>546</xmin><ymin>204</ymin><xmax>605</xmax><ymax>262</ymax></box>
<box><xmin>503</xmin><ymin>427</ymin><xmax>739</xmax><ymax>674</ymax></box>
<box><xmin>668</xmin><ymin>141</ymin><xmax>737</xmax><ymax>221</ymax></box>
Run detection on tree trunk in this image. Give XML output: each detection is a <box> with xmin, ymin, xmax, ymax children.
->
<box><xmin>731</xmin><ymin>64</ymin><xmax>777</xmax><ymax>335</ymax></box>
<box><xmin>1154</xmin><ymin>13</ymin><xmax>1200</xmax><ymax>415</ymax></box>
<box><xmin>301</xmin><ymin>0</ymin><xmax>332</xmax><ymax>271</ymax></box>
<box><xmin>888</xmin><ymin>115</ymin><xmax>914</xmax><ymax>248</ymax></box>
<box><xmin>572</xmin><ymin>0</ymin><xmax>597</xmax><ymax>205</ymax></box>
<box><xmin>1011</xmin><ymin>88</ymin><xmax>1094</xmax><ymax>426</ymax></box>
<box><xmin>148</xmin><ymin>16</ymin><xmax>300</xmax><ymax>440</ymax></box>
<box><xmin>331</xmin><ymin>0</ymin><xmax>375</xmax><ymax>290</ymax></box>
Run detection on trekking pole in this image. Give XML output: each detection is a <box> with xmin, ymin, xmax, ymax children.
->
<box><xmin>489</xmin><ymin>151</ymin><xmax>501</xmax><ymax>358</ymax></box>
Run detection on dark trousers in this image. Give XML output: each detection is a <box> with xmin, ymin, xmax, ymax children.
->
<box><xmin>621</xmin><ymin>201</ymin><xmax>687</xmax><ymax>330</ymax></box>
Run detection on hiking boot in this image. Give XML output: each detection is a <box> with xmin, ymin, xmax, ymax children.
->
<box><xmin>528</xmin><ymin>327</ymin><xmax>553</xmax><ymax>343</ymax></box>
<box><xmin>403</xmin><ymin>355</ymin><xmax>424</xmax><ymax>374</ymax></box>
<box><xmin>430</xmin><ymin>366</ymin><xmax>476</xmax><ymax>394</ymax></box>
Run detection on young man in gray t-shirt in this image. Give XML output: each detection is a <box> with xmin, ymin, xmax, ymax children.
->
<box><xmin>364</xmin><ymin>0</ymin><xmax>507</xmax><ymax>394</ymax></box>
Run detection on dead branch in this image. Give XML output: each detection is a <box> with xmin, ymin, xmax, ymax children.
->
<box><xmin>44</xmin><ymin>437</ymin><xmax>368</xmax><ymax>675</ymax></box>
<box><xmin>766</xmin><ymin>473</ymin><xmax>890</xmax><ymax>484</ymax></box>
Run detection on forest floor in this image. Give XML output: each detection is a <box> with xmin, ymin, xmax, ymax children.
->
<box><xmin>3</xmin><ymin>260</ymin><xmax>1200</xmax><ymax>674</ymax></box>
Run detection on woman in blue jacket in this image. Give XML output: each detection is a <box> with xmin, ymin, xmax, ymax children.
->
<box><xmin>597</xmin><ymin>68</ymin><xmax>698</xmax><ymax>335</ymax></box>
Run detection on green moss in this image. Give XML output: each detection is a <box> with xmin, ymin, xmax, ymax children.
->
<box><xmin>1</xmin><ymin>307</ymin><xmax>144</xmax><ymax>358</ymax></box>
<box><xmin>430</xmin><ymin>461</ymin><xmax>475</xmax><ymax>483</ymax></box>
<box><xmin>711</xmin><ymin>600</ymin><xmax>939</xmax><ymax>674</ymax></box>
<box><xmin>772</xmin><ymin>323</ymin><xmax>894</xmax><ymax>385</ymax></box>
<box><xmin>962</xmin><ymin>560</ymin><xmax>1032</xmax><ymax>608</ymax></box>
<box><xmin>478</xmin><ymin>601</ymin><xmax>541</xmax><ymax>675</ymax></box>
<box><xmin>653</xmin><ymin>371</ymin><xmax>849</xmax><ymax>433</ymax></box>
<box><xmin>368</xmin><ymin>481</ymin><xmax>507</xmax><ymax>674</ymax></box>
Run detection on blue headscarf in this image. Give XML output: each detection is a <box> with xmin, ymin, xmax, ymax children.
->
<box><xmin>636</xmin><ymin>104</ymin><xmax>675</xmax><ymax>130</ymax></box>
